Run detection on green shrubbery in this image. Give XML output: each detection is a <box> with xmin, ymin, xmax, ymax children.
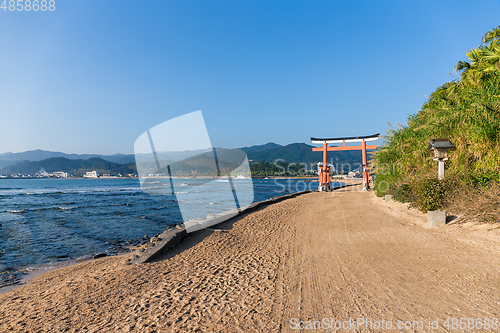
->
<box><xmin>412</xmin><ymin>179</ymin><xmax>444</xmax><ymax>212</ymax></box>
<box><xmin>392</xmin><ymin>182</ymin><xmax>414</xmax><ymax>204</ymax></box>
<box><xmin>470</xmin><ymin>172</ymin><xmax>500</xmax><ymax>188</ymax></box>
<box><xmin>382</xmin><ymin>178</ymin><xmax>458</xmax><ymax>213</ymax></box>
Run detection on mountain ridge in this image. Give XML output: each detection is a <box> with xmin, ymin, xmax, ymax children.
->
<box><xmin>0</xmin><ymin>149</ymin><xmax>135</xmax><ymax>164</ymax></box>
<box><xmin>1</xmin><ymin>142</ymin><xmax>373</xmax><ymax>176</ymax></box>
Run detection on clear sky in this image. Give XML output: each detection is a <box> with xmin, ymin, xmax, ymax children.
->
<box><xmin>1</xmin><ymin>0</ymin><xmax>500</xmax><ymax>155</ymax></box>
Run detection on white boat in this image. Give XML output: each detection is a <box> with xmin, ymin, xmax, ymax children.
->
<box><xmin>235</xmin><ymin>175</ymin><xmax>246</xmax><ymax>179</ymax></box>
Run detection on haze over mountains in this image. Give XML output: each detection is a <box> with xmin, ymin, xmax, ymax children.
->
<box><xmin>0</xmin><ymin>143</ymin><xmax>281</xmax><ymax>164</ymax></box>
<box><xmin>0</xmin><ymin>142</ymin><xmax>369</xmax><ymax>176</ymax></box>
<box><xmin>0</xmin><ymin>150</ymin><xmax>135</xmax><ymax>165</ymax></box>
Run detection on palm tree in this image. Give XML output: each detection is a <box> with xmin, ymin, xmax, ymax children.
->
<box><xmin>481</xmin><ymin>44</ymin><xmax>500</xmax><ymax>74</ymax></box>
<box><xmin>454</xmin><ymin>47</ymin><xmax>486</xmax><ymax>84</ymax></box>
<box><xmin>482</xmin><ymin>25</ymin><xmax>500</xmax><ymax>46</ymax></box>
<box><xmin>453</xmin><ymin>26</ymin><xmax>500</xmax><ymax>83</ymax></box>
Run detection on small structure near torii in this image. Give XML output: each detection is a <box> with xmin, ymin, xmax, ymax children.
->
<box><xmin>311</xmin><ymin>134</ymin><xmax>380</xmax><ymax>191</ymax></box>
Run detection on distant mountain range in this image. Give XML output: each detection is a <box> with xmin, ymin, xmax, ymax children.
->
<box><xmin>245</xmin><ymin>143</ymin><xmax>368</xmax><ymax>165</ymax></box>
<box><xmin>0</xmin><ymin>150</ymin><xmax>135</xmax><ymax>165</ymax></box>
<box><xmin>239</xmin><ymin>142</ymin><xmax>282</xmax><ymax>154</ymax></box>
<box><xmin>0</xmin><ymin>142</ymin><xmax>373</xmax><ymax>176</ymax></box>
<box><xmin>0</xmin><ymin>142</ymin><xmax>282</xmax><ymax>164</ymax></box>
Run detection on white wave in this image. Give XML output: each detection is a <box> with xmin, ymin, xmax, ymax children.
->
<box><xmin>6</xmin><ymin>209</ymin><xmax>26</xmax><ymax>214</ymax></box>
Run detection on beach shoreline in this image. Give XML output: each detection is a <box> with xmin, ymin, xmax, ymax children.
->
<box><xmin>4</xmin><ymin>180</ymin><xmax>499</xmax><ymax>332</ymax></box>
<box><xmin>2</xmin><ymin>183</ymin><xmax>500</xmax><ymax>332</ymax></box>
<box><xmin>1</xmin><ymin>177</ymin><xmax>333</xmax><ymax>293</ymax></box>
<box><xmin>0</xmin><ymin>181</ymin><xmax>345</xmax><ymax>295</ymax></box>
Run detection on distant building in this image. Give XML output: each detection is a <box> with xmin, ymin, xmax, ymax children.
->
<box><xmin>348</xmin><ymin>171</ymin><xmax>362</xmax><ymax>178</ymax></box>
<box><xmin>54</xmin><ymin>172</ymin><xmax>69</xmax><ymax>178</ymax></box>
<box><xmin>84</xmin><ymin>171</ymin><xmax>99</xmax><ymax>178</ymax></box>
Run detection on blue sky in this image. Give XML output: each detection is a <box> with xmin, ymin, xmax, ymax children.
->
<box><xmin>1</xmin><ymin>0</ymin><xmax>500</xmax><ymax>154</ymax></box>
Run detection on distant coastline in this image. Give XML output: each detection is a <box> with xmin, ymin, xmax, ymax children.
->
<box><xmin>0</xmin><ymin>176</ymin><xmax>138</xmax><ymax>180</ymax></box>
<box><xmin>0</xmin><ymin>175</ymin><xmax>321</xmax><ymax>180</ymax></box>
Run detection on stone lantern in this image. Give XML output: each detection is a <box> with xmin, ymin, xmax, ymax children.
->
<box><xmin>427</xmin><ymin>139</ymin><xmax>455</xmax><ymax>180</ymax></box>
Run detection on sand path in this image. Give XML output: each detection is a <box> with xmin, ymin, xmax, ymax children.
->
<box><xmin>1</xmin><ymin>185</ymin><xmax>500</xmax><ymax>332</ymax></box>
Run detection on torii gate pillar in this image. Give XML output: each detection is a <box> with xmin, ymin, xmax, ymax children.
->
<box><xmin>311</xmin><ymin>134</ymin><xmax>379</xmax><ymax>191</ymax></box>
<box><xmin>317</xmin><ymin>142</ymin><xmax>330</xmax><ymax>191</ymax></box>
<box><xmin>362</xmin><ymin>141</ymin><xmax>369</xmax><ymax>190</ymax></box>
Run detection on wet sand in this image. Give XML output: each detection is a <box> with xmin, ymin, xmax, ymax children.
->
<box><xmin>2</xmin><ymin>185</ymin><xmax>500</xmax><ymax>332</ymax></box>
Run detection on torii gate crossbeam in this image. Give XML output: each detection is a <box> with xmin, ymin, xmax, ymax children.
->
<box><xmin>311</xmin><ymin>134</ymin><xmax>379</xmax><ymax>191</ymax></box>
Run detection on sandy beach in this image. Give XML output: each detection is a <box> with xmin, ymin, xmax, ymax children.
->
<box><xmin>2</xmin><ymin>183</ymin><xmax>500</xmax><ymax>332</ymax></box>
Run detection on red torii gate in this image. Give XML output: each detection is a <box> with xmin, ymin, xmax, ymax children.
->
<box><xmin>311</xmin><ymin>134</ymin><xmax>379</xmax><ymax>191</ymax></box>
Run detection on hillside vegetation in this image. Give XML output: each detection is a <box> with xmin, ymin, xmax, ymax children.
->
<box><xmin>373</xmin><ymin>26</ymin><xmax>500</xmax><ymax>222</ymax></box>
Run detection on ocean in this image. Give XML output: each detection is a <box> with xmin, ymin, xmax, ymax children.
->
<box><xmin>0</xmin><ymin>178</ymin><xmax>340</xmax><ymax>288</ymax></box>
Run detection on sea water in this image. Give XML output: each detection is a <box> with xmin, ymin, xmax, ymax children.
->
<box><xmin>0</xmin><ymin>178</ymin><xmax>342</xmax><ymax>287</ymax></box>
